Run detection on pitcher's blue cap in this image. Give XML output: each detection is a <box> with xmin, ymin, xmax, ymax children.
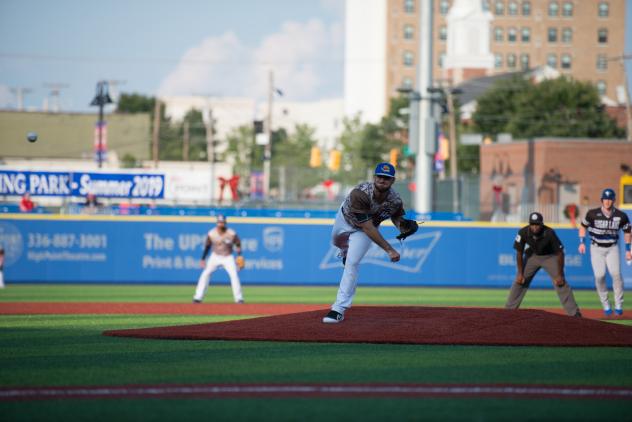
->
<box><xmin>217</xmin><ymin>214</ymin><xmax>226</xmax><ymax>223</ymax></box>
<box><xmin>374</xmin><ymin>162</ymin><xmax>396</xmax><ymax>178</ymax></box>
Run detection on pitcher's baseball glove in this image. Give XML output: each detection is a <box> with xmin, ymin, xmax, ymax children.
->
<box><xmin>235</xmin><ymin>255</ymin><xmax>245</xmax><ymax>270</ymax></box>
<box><xmin>396</xmin><ymin>218</ymin><xmax>419</xmax><ymax>240</ymax></box>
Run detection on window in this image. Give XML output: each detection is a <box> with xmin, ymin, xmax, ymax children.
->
<box><xmin>495</xmin><ymin>1</ymin><xmax>505</xmax><ymax>15</ymax></box>
<box><xmin>440</xmin><ymin>0</ymin><xmax>449</xmax><ymax>15</ymax></box>
<box><xmin>508</xmin><ymin>1</ymin><xmax>518</xmax><ymax>15</ymax></box>
<box><xmin>596</xmin><ymin>55</ymin><xmax>608</xmax><ymax>71</ymax></box>
<box><xmin>562</xmin><ymin>2</ymin><xmax>573</xmax><ymax>16</ymax></box>
<box><xmin>494</xmin><ymin>27</ymin><xmax>504</xmax><ymax>42</ymax></box>
<box><xmin>495</xmin><ymin>53</ymin><xmax>503</xmax><ymax>68</ymax></box>
<box><xmin>598</xmin><ymin>28</ymin><xmax>608</xmax><ymax>44</ymax></box>
<box><xmin>439</xmin><ymin>25</ymin><xmax>447</xmax><ymax>41</ymax></box>
<box><xmin>522</xmin><ymin>0</ymin><xmax>531</xmax><ymax>15</ymax></box>
<box><xmin>561</xmin><ymin>54</ymin><xmax>571</xmax><ymax>69</ymax></box>
<box><xmin>404</xmin><ymin>0</ymin><xmax>414</xmax><ymax>14</ymax></box>
<box><xmin>561</xmin><ymin>27</ymin><xmax>572</xmax><ymax>43</ymax></box>
<box><xmin>439</xmin><ymin>53</ymin><xmax>446</xmax><ymax>68</ymax></box>
<box><xmin>548</xmin><ymin>1</ymin><xmax>559</xmax><ymax>16</ymax></box>
<box><xmin>508</xmin><ymin>27</ymin><xmax>517</xmax><ymax>42</ymax></box>
<box><xmin>403</xmin><ymin>51</ymin><xmax>414</xmax><ymax>66</ymax></box>
<box><xmin>521</xmin><ymin>27</ymin><xmax>531</xmax><ymax>42</ymax></box>
<box><xmin>404</xmin><ymin>24</ymin><xmax>414</xmax><ymax>40</ymax></box>
<box><xmin>520</xmin><ymin>53</ymin><xmax>530</xmax><ymax>69</ymax></box>
<box><xmin>547</xmin><ymin>53</ymin><xmax>557</xmax><ymax>68</ymax></box>
<box><xmin>402</xmin><ymin>77</ymin><xmax>413</xmax><ymax>89</ymax></box>
<box><xmin>598</xmin><ymin>2</ymin><xmax>609</xmax><ymax>17</ymax></box>
<box><xmin>596</xmin><ymin>80</ymin><xmax>606</xmax><ymax>96</ymax></box>
<box><xmin>507</xmin><ymin>53</ymin><xmax>517</xmax><ymax>68</ymax></box>
<box><xmin>548</xmin><ymin>27</ymin><xmax>558</xmax><ymax>42</ymax></box>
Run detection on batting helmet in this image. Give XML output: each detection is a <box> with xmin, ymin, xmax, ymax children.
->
<box><xmin>601</xmin><ymin>188</ymin><xmax>616</xmax><ymax>201</ymax></box>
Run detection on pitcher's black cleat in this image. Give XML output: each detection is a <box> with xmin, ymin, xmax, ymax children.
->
<box><xmin>322</xmin><ymin>310</ymin><xmax>344</xmax><ymax>323</ymax></box>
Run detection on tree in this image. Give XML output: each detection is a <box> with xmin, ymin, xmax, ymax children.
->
<box><xmin>472</xmin><ymin>76</ymin><xmax>624</xmax><ymax>139</ymax></box>
<box><xmin>116</xmin><ymin>93</ymin><xmax>155</xmax><ymax>113</ymax></box>
<box><xmin>471</xmin><ymin>76</ymin><xmax>531</xmax><ymax>137</ymax></box>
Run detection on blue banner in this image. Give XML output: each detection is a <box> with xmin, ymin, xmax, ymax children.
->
<box><xmin>1</xmin><ymin>215</ymin><xmax>630</xmax><ymax>288</ymax></box>
<box><xmin>0</xmin><ymin>170</ymin><xmax>164</xmax><ymax>199</ymax></box>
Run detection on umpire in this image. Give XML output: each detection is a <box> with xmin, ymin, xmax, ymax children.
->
<box><xmin>505</xmin><ymin>212</ymin><xmax>582</xmax><ymax>317</ymax></box>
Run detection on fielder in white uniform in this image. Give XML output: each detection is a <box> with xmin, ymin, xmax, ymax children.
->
<box><xmin>322</xmin><ymin>162</ymin><xmax>407</xmax><ymax>323</ymax></box>
<box><xmin>193</xmin><ymin>215</ymin><xmax>244</xmax><ymax>304</ymax></box>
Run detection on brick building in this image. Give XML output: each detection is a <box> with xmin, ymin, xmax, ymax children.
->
<box><xmin>480</xmin><ymin>137</ymin><xmax>632</xmax><ymax>223</ymax></box>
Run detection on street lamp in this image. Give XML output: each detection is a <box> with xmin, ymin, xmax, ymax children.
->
<box><xmin>90</xmin><ymin>81</ymin><xmax>113</xmax><ymax>168</ymax></box>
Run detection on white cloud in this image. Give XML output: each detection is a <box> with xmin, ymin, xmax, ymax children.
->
<box><xmin>158</xmin><ymin>19</ymin><xmax>343</xmax><ymax>101</ymax></box>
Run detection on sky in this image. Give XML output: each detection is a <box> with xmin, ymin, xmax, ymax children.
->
<box><xmin>0</xmin><ymin>0</ymin><xmax>631</xmax><ymax>114</ymax></box>
<box><xmin>0</xmin><ymin>0</ymin><xmax>345</xmax><ymax>112</ymax></box>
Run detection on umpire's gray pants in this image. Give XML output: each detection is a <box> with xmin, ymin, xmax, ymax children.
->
<box><xmin>590</xmin><ymin>243</ymin><xmax>624</xmax><ymax>310</ymax></box>
<box><xmin>505</xmin><ymin>254</ymin><xmax>580</xmax><ymax>316</ymax></box>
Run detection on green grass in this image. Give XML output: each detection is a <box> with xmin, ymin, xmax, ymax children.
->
<box><xmin>0</xmin><ymin>283</ymin><xmax>608</xmax><ymax>309</ymax></box>
<box><xmin>1</xmin><ymin>285</ymin><xmax>631</xmax><ymax>421</ymax></box>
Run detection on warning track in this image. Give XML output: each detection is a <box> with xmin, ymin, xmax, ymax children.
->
<box><xmin>1</xmin><ymin>383</ymin><xmax>631</xmax><ymax>401</ymax></box>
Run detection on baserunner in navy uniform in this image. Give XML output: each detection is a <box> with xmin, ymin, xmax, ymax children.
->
<box><xmin>506</xmin><ymin>212</ymin><xmax>582</xmax><ymax>317</ymax></box>
<box><xmin>578</xmin><ymin>188</ymin><xmax>632</xmax><ymax>317</ymax></box>
<box><xmin>322</xmin><ymin>162</ymin><xmax>412</xmax><ymax>324</ymax></box>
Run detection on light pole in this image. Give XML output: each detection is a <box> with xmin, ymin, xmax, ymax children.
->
<box><xmin>263</xmin><ymin>70</ymin><xmax>283</xmax><ymax>200</ymax></box>
<box><xmin>414</xmin><ymin>0</ymin><xmax>435</xmax><ymax>214</ymax></box>
<box><xmin>90</xmin><ymin>81</ymin><xmax>113</xmax><ymax>168</ymax></box>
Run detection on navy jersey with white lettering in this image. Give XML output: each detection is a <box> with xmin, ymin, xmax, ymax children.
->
<box><xmin>513</xmin><ymin>225</ymin><xmax>563</xmax><ymax>257</ymax></box>
<box><xmin>581</xmin><ymin>207</ymin><xmax>631</xmax><ymax>247</ymax></box>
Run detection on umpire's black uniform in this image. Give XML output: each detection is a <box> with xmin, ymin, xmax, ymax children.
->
<box><xmin>505</xmin><ymin>212</ymin><xmax>581</xmax><ymax>317</ymax></box>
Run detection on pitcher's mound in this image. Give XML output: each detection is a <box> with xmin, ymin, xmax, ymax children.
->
<box><xmin>103</xmin><ymin>306</ymin><xmax>632</xmax><ymax>347</ymax></box>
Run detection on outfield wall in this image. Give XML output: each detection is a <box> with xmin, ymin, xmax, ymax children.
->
<box><xmin>1</xmin><ymin>214</ymin><xmax>630</xmax><ymax>288</ymax></box>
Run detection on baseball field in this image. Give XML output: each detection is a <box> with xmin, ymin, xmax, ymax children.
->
<box><xmin>1</xmin><ymin>284</ymin><xmax>632</xmax><ymax>421</ymax></box>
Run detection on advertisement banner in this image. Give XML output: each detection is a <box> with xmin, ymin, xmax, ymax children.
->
<box><xmin>0</xmin><ymin>170</ymin><xmax>164</xmax><ymax>199</ymax></box>
<box><xmin>2</xmin><ymin>216</ymin><xmax>630</xmax><ymax>288</ymax></box>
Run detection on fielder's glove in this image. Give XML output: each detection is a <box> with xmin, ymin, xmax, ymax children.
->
<box><xmin>396</xmin><ymin>218</ymin><xmax>419</xmax><ymax>240</ymax></box>
<box><xmin>235</xmin><ymin>255</ymin><xmax>245</xmax><ymax>270</ymax></box>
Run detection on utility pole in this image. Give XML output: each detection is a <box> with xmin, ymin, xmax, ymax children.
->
<box><xmin>152</xmin><ymin>98</ymin><xmax>161</xmax><ymax>168</ymax></box>
<box><xmin>11</xmin><ymin>87</ymin><xmax>32</xmax><ymax>111</ymax></box>
<box><xmin>446</xmin><ymin>85</ymin><xmax>459</xmax><ymax>213</ymax></box>
<box><xmin>183</xmin><ymin>119</ymin><xmax>190</xmax><ymax>161</ymax></box>
<box><xmin>621</xmin><ymin>55</ymin><xmax>632</xmax><ymax>142</ymax></box>
<box><xmin>263</xmin><ymin>70</ymin><xmax>274</xmax><ymax>200</ymax></box>
<box><xmin>90</xmin><ymin>81</ymin><xmax>113</xmax><ymax>168</ymax></box>
<box><xmin>206</xmin><ymin>107</ymin><xmax>216</xmax><ymax>204</ymax></box>
<box><xmin>608</xmin><ymin>54</ymin><xmax>632</xmax><ymax>142</ymax></box>
<box><xmin>45</xmin><ymin>83</ymin><xmax>69</xmax><ymax>113</ymax></box>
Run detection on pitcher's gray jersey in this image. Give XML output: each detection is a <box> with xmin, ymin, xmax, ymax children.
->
<box><xmin>340</xmin><ymin>182</ymin><xmax>404</xmax><ymax>228</ymax></box>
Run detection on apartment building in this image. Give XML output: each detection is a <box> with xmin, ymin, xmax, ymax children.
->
<box><xmin>349</xmin><ymin>0</ymin><xmax>627</xmax><ymax>121</ymax></box>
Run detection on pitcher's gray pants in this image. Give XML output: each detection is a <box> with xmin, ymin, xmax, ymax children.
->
<box><xmin>590</xmin><ymin>243</ymin><xmax>624</xmax><ymax>311</ymax></box>
<box><xmin>330</xmin><ymin>210</ymin><xmax>375</xmax><ymax>315</ymax></box>
<box><xmin>505</xmin><ymin>254</ymin><xmax>580</xmax><ymax>316</ymax></box>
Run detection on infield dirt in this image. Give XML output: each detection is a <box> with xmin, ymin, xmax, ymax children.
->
<box><xmin>103</xmin><ymin>306</ymin><xmax>632</xmax><ymax>347</ymax></box>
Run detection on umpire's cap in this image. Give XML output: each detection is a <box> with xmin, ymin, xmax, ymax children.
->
<box><xmin>601</xmin><ymin>188</ymin><xmax>616</xmax><ymax>200</ymax></box>
<box><xmin>374</xmin><ymin>162</ymin><xmax>396</xmax><ymax>178</ymax></box>
<box><xmin>528</xmin><ymin>212</ymin><xmax>544</xmax><ymax>225</ymax></box>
